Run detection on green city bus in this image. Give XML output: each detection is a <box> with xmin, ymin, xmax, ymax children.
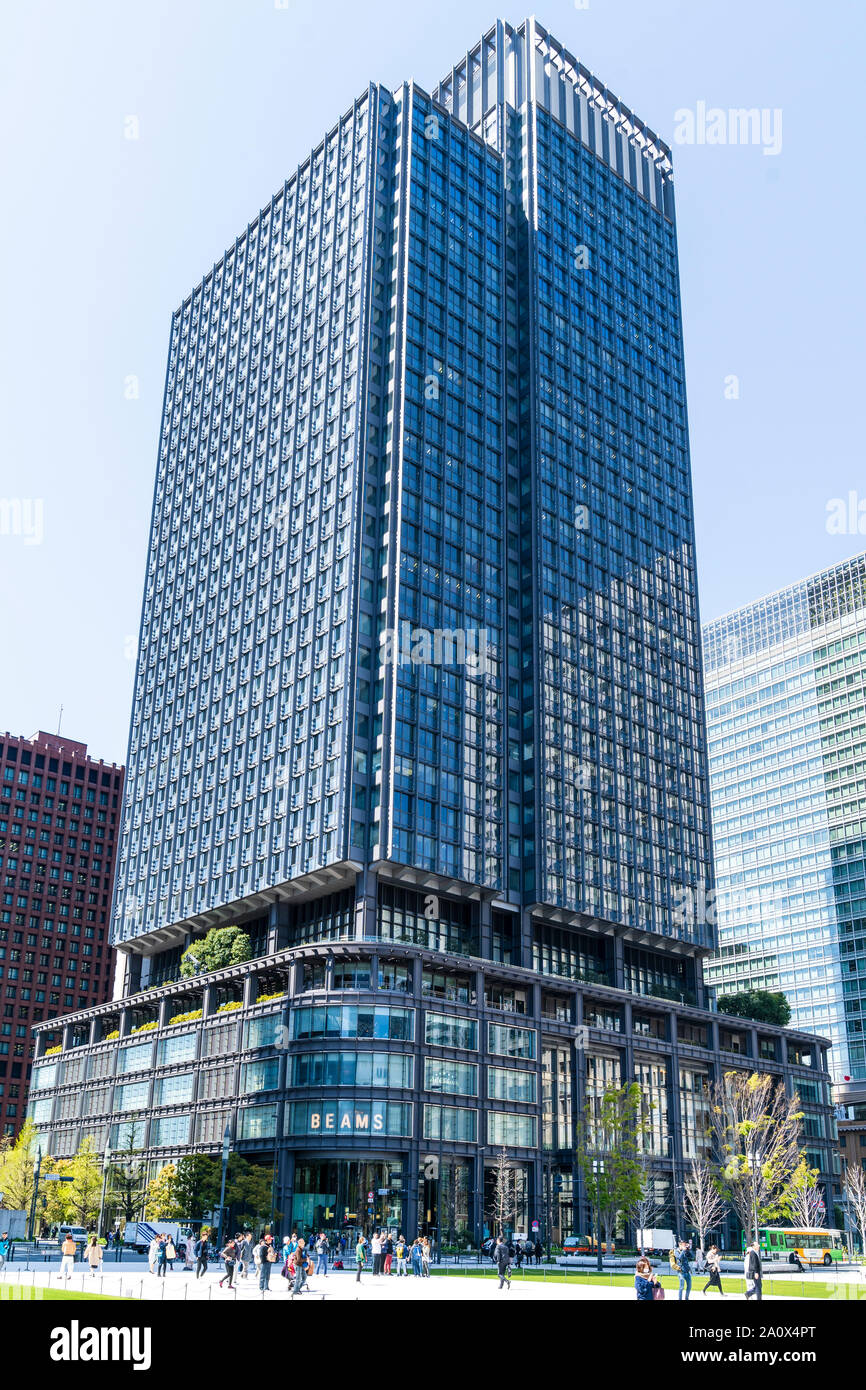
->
<box><xmin>758</xmin><ymin>1227</ymin><xmax>846</xmax><ymax>1265</ymax></box>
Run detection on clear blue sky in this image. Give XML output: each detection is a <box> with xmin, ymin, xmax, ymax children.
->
<box><xmin>1</xmin><ymin>0</ymin><xmax>863</xmax><ymax>764</ymax></box>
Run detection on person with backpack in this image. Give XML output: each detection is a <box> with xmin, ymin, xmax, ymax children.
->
<box><xmin>494</xmin><ymin>1236</ymin><xmax>512</xmax><ymax>1290</ymax></box>
<box><xmin>395</xmin><ymin>1235</ymin><xmax>408</xmax><ymax>1276</ymax></box>
<box><xmin>702</xmin><ymin>1245</ymin><xmax>724</xmax><ymax>1296</ymax></box>
<box><xmin>634</xmin><ymin>1256</ymin><xmax>661</xmax><ymax>1300</ymax></box>
<box><xmin>291</xmin><ymin>1236</ymin><xmax>314</xmax><ymax>1296</ymax></box>
<box><xmin>194</xmin><ymin>1231</ymin><xmax>210</xmax><ymax>1279</ymax></box>
<box><xmin>257</xmin><ymin>1232</ymin><xmax>277</xmax><ymax>1291</ymax></box>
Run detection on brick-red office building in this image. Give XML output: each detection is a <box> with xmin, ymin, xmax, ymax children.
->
<box><xmin>0</xmin><ymin>731</ymin><xmax>123</xmax><ymax>1138</ymax></box>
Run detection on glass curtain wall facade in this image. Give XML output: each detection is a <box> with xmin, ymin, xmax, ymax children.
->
<box><xmin>704</xmin><ymin>554</ymin><xmax>866</xmax><ymax>1113</ymax></box>
<box><xmin>25</xmin><ymin>17</ymin><xmax>838</xmax><ymax>1244</ymax></box>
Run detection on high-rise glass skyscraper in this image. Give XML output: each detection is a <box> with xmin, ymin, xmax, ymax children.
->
<box><xmin>27</xmin><ymin>18</ymin><xmax>836</xmax><ymax>1245</ymax></box>
<box><xmin>704</xmin><ymin>554</ymin><xmax>866</xmax><ymax>1117</ymax></box>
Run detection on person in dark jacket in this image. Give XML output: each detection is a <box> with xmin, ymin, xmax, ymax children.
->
<box><xmin>194</xmin><ymin>1233</ymin><xmax>210</xmax><ymax>1279</ymax></box>
<box><xmin>702</xmin><ymin>1245</ymin><xmax>724</xmax><ymax>1296</ymax></box>
<box><xmin>675</xmin><ymin>1240</ymin><xmax>692</xmax><ymax>1300</ymax></box>
<box><xmin>494</xmin><ymin>1236</ymin><xmax>512</xmax><ymax>1290</ymax></box>
<box><xmin>634</xmin><ymin>1256</ymin><xmax>660</xmax><ymax>1300</ymax></box>
<box><xmin>744</xmin><ymin>1240</ymin><xmax>763</xmax><ymax>1300</ymax></box>
<box><xmin>534</xmin><ymin>1240</ymin><xmax>544</xmax><ymax>1266</ymax></box>
<box><xmin>219</xmin><ymin>1238</ymin><xmax>238</xmax><ymax>1289</ymax></box>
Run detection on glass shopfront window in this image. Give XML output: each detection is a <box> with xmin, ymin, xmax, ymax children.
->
<box><xmin>293</xmin><ymin>1005</ymin><xmax>414</xmax><ymax>1042</ymax></box>
<box><xmin>422</xmin><ymin>1104</ymin><xmax>477</xmax><ymax>1142</ymax></box>
<box><xmin>488</xmin><ymin>1065</ymin><xmax>536</xmax><ymax>1104</ymax></box>
<box><xmin>291</xmin><ymin>1051</ymin><xmax>413</xmax><ymax>1088</ymax></box>
<box><xmin>241</xmin><ymin>1058</ymin><xmax>280</xmax><ymax>1093</ymax></box>
<box><xmin>488</xmin><ymin>1022</ymin><xmax>536</xmax><ymax>1059</ymax></box>
<box><xmin>157</xmin><ymin>1030</ymin><xmax>197</xmax><ymax>1066</ymax></box>
<box><xmin>118</xmin><ymin>1041</ymin><xmax>153</xmax><ymax>1074</ymax></box>
<box><xmin>424</xmin><ymin>1057</ymin><xmax>478</xmax><ymax>1096</ymax></box>
<box><xmin>487</xmin><ymin>1111</ymin><xmax>537</xmax><ymax>1147</ymax></box>
<box><xmin>425</xmin><ymin>1012</ymin><xmax>478</xmax><ymax>1050</ymax></box>
<box><xmin>244</xmin><ymin>1012</ymin><xmax>282</xmax><ymax>1050</ymax></box>
<box><xmin>292</xmin><ymin>1158</ymin><xmax>406</xmax><ymax>1240</ymax></box>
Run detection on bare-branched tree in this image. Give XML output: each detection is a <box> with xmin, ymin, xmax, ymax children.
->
<box><xmin>682</xmin><ymin>1158</ymin><xmax>728</xmax><ymax>1251</ymax></box>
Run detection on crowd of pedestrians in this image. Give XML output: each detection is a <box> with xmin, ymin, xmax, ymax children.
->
<box><xmin>633</xmin><ymin>1237</ymin><xmax>764</xmax><ymax>1301</ymax></box>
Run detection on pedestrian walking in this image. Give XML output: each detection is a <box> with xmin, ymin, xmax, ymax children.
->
<box><xmin>744</xmin><ymin>1239</ymin><xmax>763</xmax><ymax>1301</ymax></box>
<box><xmin>194</xmin><ymin>1232</ymin><xmax>210</xmax><ymax>1279</ymax></box>
<box><xmin>355</xmin><ymin>1233</ymin><xmax>367</xmax><ymax>1283</ymax></box>
<box><xmin>314</xmin><ymin>1231</ymin><xmax>329</xmax><ymax>1277</ymax></box>
<box><xmin>260</xmin><ymin>1232</ymin><xmax>277</xmax><ymax>1291</ymax></box>
<box><xmin>60</xmin><ymin>1233</ymin><xmax>76</xmax><ymax>1280</ymax></box>
<box><xmin>634</xmin><ymin>1256</ymin><xmax>661</xmax><ymax>1300</ymax></box>
<box><xmin>0</xmin><ymin>1231</ymin><xmax>10</xmax><ymax>1272</ymax></box>
<box><xmin>292</xmin><ymin>1237</ymin><xmax>314</xmax><ymax>1295</ymax></box>
<box><xmin>165</xmin><ymin>1236</ymin><xmax>177</xmax><ymax>1271</ymax></box>
<box><xmin>219</xmin><ymin>1237</ymin><xmax>238</xmax><ymax>1290</ymax></box>
<box><xmin>421</xmin><ymin>1237</ymin><xmax>431</xmax><ymax>1277</ymax></box>
<box><xmin>237</xmin><ymin>1231</ymin><xmax>253</xmax><ymax>1278</ymax></box>
<box><xmin>675</xmin><ymin>1239</ymin><xmax>692</xmax><ymax>1300</ymax></box>
<box><xmin>148</xmin><ymin>1235</ymin><xmax>160</xmax><ymax>1275</ymax></box>
<box><xmin>85</xmin><ymin>1234</ymin><xmax>103</xmax><ymax>1278</ymax></box>
<box><xmin>702</xmin><ymin>1245</ymin><xmax>724</xmax><ymax>1296</ymax></box>
<box><xmin>494</xmin><ymin>1236</ymin><xmax>512</xmax><ymax>1290</ymax></box>
<box><xmin>534</xmin><ymin>1239</ymin><xmax>543</xmax><ymax>1266</ymax></box>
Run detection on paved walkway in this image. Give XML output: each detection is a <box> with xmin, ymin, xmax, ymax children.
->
<box><xmin>0</xmin><ymin>1264</ymin><xmax>816</xmax><ymax>1302</ymax></box>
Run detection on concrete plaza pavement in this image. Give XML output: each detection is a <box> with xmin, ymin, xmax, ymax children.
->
<box><xmin>0</xmin><ymin>1261</ymin><xmax>822</xmax><ymax>1301</ymax></box>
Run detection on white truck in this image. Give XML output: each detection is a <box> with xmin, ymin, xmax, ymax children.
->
<box><xmin>637</xmin><ymin>1228</ymin><xmax>676</xmax><ymax>1252</ymax></box>
<box><xmin>123</xmin><ymin>1221</ymin><xmax>188</xmax><ymax>1254</ymax></box>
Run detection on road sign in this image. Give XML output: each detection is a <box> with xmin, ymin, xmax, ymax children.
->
<box><xmin>367</xmin><ymin>1191</ymin><xmax>374</xmax><ymax>1201</ymax></box>
<box><xmin>531</xmin><ymin>1220</ymin><xmax>539</xmax><ymax>1232</ymax></box>
<box><xmin>43</xmin><ymin>1174</ymin><xmax>73</xmax><ymax>1182</ymax></box>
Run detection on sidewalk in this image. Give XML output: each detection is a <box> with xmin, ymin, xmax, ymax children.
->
<box><xmin>0</xmin><ymin>1264</ymin><xmax>813</xmax><ymax>1302</ymax></box>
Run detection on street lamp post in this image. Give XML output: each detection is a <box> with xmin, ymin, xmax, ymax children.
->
<box><xmin>28</xmin><ymin>1145</ymin><xmax>43</xmax><ymax>1240</ymax></box>
<box><xmin>592</xmin><ymin>1158</ymin><xmax>604</xmax><ymax>1273</ymax></box>
<box><xmin>97</xmin><ymin>1149</ymin><xmax>113</xmax><ymax>1239</ymax></box>
<box><xmin>216</xmin><ymin>1123</ymin><xmax>231</xmax><ymax>1252</ymax></box>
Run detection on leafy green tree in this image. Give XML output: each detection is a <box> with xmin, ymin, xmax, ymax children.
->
<box><xmin>0</xmin><ymin>1119</ymin><xmax>45</xmax><ymax>1212</ymax></box>
<box><xmin>65</xmin><ymin>1136</ymin><xmax>103</xmax><ymax>1228</ymax></box>
<box><xmin>145</xmin><ymin>1163</ymin><xmax>181</xmax><ymax>1221</ymax></box>
<box><xmin>711</xmin><ymin>1071</ymin><xmax>803</xmax><ymax>1243</ymax></box>
<box><xmin>173</xmin><ymin>1153</ymin><xmax>220</xmax><ymax>1219</ymax></box>
<box><xmin>180</xmin><ymin>924</ymin><xmax>251</xmax><ymax>978</ymax></box>
<box><xmin>226</xmin><ymin>1155</ymin><xmax>278</xmax><ymax>1229</ymax></box>
<box><xmin>770</xmin><ymin>1154</ymin><xmax>825</xmax><ymax>1228</ymax></box>
<box><xmin>576</xmin><ymin>1082</ymin><xmax>648</xmax><ymax>1267</ymax></box>
<box><xmin>717</xmin><ymin>990</ymin><xmax>791</xmax><ymax>1026</ymax></box>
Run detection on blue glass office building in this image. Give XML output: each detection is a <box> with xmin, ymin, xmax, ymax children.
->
<box><xmin>704</xmin><ymin>554</ymin><xmax>866</xmax><ymax>1120</ymax></box>
<box><xmin>27</xmin><ymin>18</ymin><xmax>836</xmax><ymax>1245</ymax></box>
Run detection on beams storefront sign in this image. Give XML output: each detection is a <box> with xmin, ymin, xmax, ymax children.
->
<box><xmin>287</xmin><ymin>1100</ymin><xmax>412</xmax><ymax>1137</ymax></box>
<box><xmin>312</xmin><ymin>1106</ymin><xmax>385</xmax><ymax>1133</ymax></box>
